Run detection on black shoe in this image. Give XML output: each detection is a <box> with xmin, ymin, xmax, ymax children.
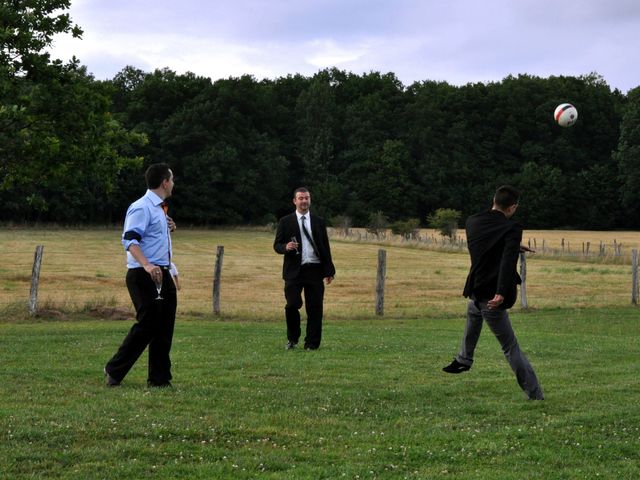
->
<box><xmin>285</xmin><ymin>341</ymin><xmax>298</xmax><ymax>350</ymax></box>
<box><xmin>442</xmin><ymin>359</ymin><xmax>471</xmax><ymax>374</ymax></box>
<box><xmin>528</xmin><ymin>389</ymin><xmax>545</xmax><ymax>400</ymax></box>
<box><xmin>304</xmin><ymin>344</ymin><xmax>319</xmax><ymax>350</ymax></box>
<box><xmin>147</xmin><ymin>381</ymin><xmax>173</xmax><ymax>388</ymax></box>
<box><xmin>104</xmin><ymin>368</ymin><xmax>120</xmax><ymax>387</ymax></box>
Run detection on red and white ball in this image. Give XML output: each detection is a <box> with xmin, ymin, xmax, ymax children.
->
<box><xmin>554</xmin><ymin>103</ymin><xmax>578</xmax><ymax>127</ymax></box>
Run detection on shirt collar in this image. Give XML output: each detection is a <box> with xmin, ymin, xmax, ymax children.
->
<box><xmin>295</xmin><ymin>210</ymin><xmax>310</xmax><ymax>221</ymax></box>
<box><xmin>489</xmin><ymin>208</ymin><xmax>508</xmax><ymax>218</ymax></box>
<box><xmin>145</xmin><ymin>189</ymin><xmax>164</xmax><ymax>207</ymax></box>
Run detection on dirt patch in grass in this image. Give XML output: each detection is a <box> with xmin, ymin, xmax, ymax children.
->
<box><xmin>84</xmin><ymin>306</ymin><xmax>132</xmax><ymax>320</ymax></box>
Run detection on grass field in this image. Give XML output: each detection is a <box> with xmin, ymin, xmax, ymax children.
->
<box><xmin>1</xmin><ymin>308</ymin><xmax>639</xmax><ymax>479</ymax></box>
<box><xmin>1</xmin><ymin>228</ymin><xmax>639</xmax><ymax>478</ymax></box>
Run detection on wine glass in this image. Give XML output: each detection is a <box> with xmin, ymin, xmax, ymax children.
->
<box><xmin>290</xmin><ymin>236</ymin><xmax>300</xmax><ymax>254</ymax></box>
<box><xmin>154</xmin><ymin>278</ymin><xmax>163</xmax><ymax>300</ymax></box>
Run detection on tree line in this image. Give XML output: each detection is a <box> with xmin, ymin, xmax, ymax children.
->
<box><xmin>2</xmin><ymin>1</ymin><xmax>640</xmax><ymax>229</ymax></box>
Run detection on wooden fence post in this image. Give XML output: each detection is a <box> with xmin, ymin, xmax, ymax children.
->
<box><xmin>29</xmin><ymin>245</ymin><xmax>44</xmax><ymax>316</ymax></box>
<box><xmin>519</xmin><ymin>251</ymin><xmax>528</xmax><ymax>309</ymax></box>
<box><xmin>632</xmin><ymin>249</ymin><xmax>638</xmax><ymax>306</ymax></box>
<box><xmin>212</xmin><ymin>245</ymin><xmax>224</xmax><ymax>315</ymax></box>
<box><xmin>375</xmin><ymin>249</ymin><xmax>386</xmax><ymax>316</ymax></box>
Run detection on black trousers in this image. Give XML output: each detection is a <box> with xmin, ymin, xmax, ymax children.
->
<box><xmin>106</xmin><ymin>267</ymin><xmax>177</xmax><ymax>384</ymax></box>
<box><xmin>284</xmin><ymin>264</ymin><xmax>325</xmax><ymax>348</ymax></box>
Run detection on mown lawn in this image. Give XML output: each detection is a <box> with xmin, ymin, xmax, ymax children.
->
<box><xmin>1</xmin><ymin>307</ymin><xmax>638</xmax><ymax>479</ymax></box>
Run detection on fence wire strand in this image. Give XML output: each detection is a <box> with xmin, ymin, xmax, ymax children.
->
<box><xmin>1</xmin><ymin>229</ymin><xmax>638</xmax><ymax>319</ymax></box>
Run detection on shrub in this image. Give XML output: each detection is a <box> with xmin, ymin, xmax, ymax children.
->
<box><xmin>390</xmin><ymin>218</ymin><xmax>420</xmax><ymax>239</ymax></box>
<box><xmin>367</xmin><ymin>211</ymin><xmax>388</xmax><ymax>238</ymax></box>
<box><xmin>427</xmin><ymin>208</ymin><xmax>461</xmax><ymax>239</ymax></box>
<box><xmin>331</xmin><ymin>215</ymin><xmax>352</xmax><ymax>236</ymax></box>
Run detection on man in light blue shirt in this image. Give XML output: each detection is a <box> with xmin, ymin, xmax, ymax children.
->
<box><xmin>122</xmin><ymin>189</ymin><xmax>173</xmax><ymax>269</ymax></box>
<box><xmin>104</xmin><ymin>163</ymin><xmax>178</xmax><ymax>387</ymax></box>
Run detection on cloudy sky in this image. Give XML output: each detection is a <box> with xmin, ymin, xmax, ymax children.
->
<box><xmin>50</xmin><ymin>0</ymin><xmax>639</xmax><ymax>93</ymax></box>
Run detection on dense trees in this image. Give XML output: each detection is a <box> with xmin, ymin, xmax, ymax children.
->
<box><xmin>1</xmin><ymin>2</ymin><xmax>638</xmax><ymax>228</ymax></box>
<box><xmin>615</xmin><ymin>87</ymin><xmax>640</xmax><ymax>228</ymax></box>
<box><xmin>1</xmin><ymin>0</ymin><xmax>144</xmax><ymax>222</ymax></box>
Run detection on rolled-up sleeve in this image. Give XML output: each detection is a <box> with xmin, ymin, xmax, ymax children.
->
<box><xmin>122</xmin><ymin>206</ymin><xmax>148</xmax><ymax>251</ymax></box>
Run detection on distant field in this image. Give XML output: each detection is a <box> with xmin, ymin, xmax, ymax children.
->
<box><xmin>1</xmin><ymin>228</ymin><xmax>638</xmax><ymax>320</ymax></box>
<box><xmin>434</xmin><ymin>227</ymin><xmax>640</xmax><ymax>251</ymax></box>
<box><xmin>337</xmin><ymin>227</ymin><xmax>640</xmax><ymax>257</ymax></box>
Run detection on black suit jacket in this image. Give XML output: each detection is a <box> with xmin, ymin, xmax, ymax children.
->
<box><xmin>273</xmin><ymin>212</ymin><xmax>336</xmax><ymax>281</ymax></box>
<box><xmin>463</xmin><ymin>209</ymin><xmax>522</xmax><ymax>309</ymax></box>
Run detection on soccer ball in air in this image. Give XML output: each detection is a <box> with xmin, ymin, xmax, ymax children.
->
<box><xmin>554</xmin><ymin>103</ymin><xmax>578</xmax><ymax>127</ymax></box>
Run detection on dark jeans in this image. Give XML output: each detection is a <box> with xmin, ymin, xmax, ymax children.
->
<box><xmin>105</xmin><ymin>267</ymin><xmax>177</xmax><ymax>384</ymax></box>
<box><xmin>457</xmin><ymin>300</ymin><xmax>543</xmax><ymax>399</ymax></box>
<box><xmin>284</xmin><ymin>264</ymin><xmax>325</xmax><ymax>348</ymax></box>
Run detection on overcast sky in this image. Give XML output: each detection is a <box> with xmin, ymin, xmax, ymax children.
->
<box><xmin>50</xmin><ymin>0</ymin><xmax>639</xmax><ymax>93</ymax></box>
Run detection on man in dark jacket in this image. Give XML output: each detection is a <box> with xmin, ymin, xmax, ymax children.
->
<box><xmin>274</xmin><ymin>187</ymin><xmax>336</xmax><ymax>350</ymax></box>
<box><xmin>442</xmin><ymin>185</ymin><xmax>544</xmax><ymax>400</ymax></box>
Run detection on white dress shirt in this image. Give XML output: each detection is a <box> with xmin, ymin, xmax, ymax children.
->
<box><xmin>296</xmin><ymin>211</ymin><xmax>321</xmax><ymax>265</ymax></box>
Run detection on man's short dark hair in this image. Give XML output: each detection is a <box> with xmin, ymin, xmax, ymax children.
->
<box><xmin>494</xmin><ymin>185</ymin><xmax>520</xmax><ymax>209</ymax></box>
<box><xmin>293</xmin><ymin>187</ymin><xmax>310</xmax><ymax>198</ymax></box>
<box><xmin>145</xmin><ymin>163</ymin><xmax>172</xmax><ymax>189</ymax></box>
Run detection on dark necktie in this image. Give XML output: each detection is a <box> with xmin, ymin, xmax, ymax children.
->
<box><xmin>160</xmin><ymin>202</ymin><xmax>172</xmax><ymax>262</ymax></box>
<box><xmin>301</xmin><ymin>216</ymin><xmax>320</xmax><ymax>257</ymax></box>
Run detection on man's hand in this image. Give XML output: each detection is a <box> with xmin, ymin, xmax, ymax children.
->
<box><xmin>324</xmin><ymin>276</ymin><xmax>334</xmax><ymax>285</ymax></box>
<box><xmin>487</xmin><ymin>294</ymin><xmax>504</xmax><ymax>309</ymax></box>
<box><xmin>520</xmin><ymin>244</ymin><xmax>535</xmax><ymax>253</ymax></box>
<box><xmin>143</xmin><ymin>263</ymin><xmax>163</xmax><ymax>284</ymax></box>
<box><xmin>128</xmin><ymin>244</ymin><xmax>162</xmax><ymax>283</ymax></box>
<box><xmin>167</xmin><ymin>216</ymin><xmax>177</xmax><ymax>232</ymax></box>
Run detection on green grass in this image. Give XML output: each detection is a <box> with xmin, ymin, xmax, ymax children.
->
<box><xmin>540</xmin><ymin>266</ymin><xmax>619</xmax><ymax>275</ymax></box>
<box><xmin>1</xmin><ymin>308</ymin><xmax>639</xmax><ymax>479</ymax></box>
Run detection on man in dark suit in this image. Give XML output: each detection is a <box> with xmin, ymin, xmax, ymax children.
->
<box><xmin>442</xmin><ymin>185</ymin><xmax>544</xmax><ymax>400</ymax></box>
<box><xmin>274</xmin><ymin>187</ymin><xmax>336</xmax><ymax>350</ymax></box>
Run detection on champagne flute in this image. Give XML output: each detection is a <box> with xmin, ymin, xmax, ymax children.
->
<box><xmin>290</xmin><ymin>236</ymin><xmax>300</xmax><ymax>254</ymax></box>
<box><xmin>154</xmin><ymin>277</ymin><xmax>163</xmax><ymax>300</ymax></box>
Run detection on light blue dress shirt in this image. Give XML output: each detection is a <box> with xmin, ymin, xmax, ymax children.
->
<box><xmin>122</xmin><ymin>190</ymin><xmax>172</xmax><ymax>268</ymax></box>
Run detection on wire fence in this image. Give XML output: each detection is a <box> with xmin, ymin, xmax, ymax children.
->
<box><xmin>1</xmin><ymin>229</ymin><xmax>639</xmax><ymax>320</ymax></box>
<box><xmin>333</xmin><ymin>228</ymin><xmax>636</xmax><ymax>263</ymax></box>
